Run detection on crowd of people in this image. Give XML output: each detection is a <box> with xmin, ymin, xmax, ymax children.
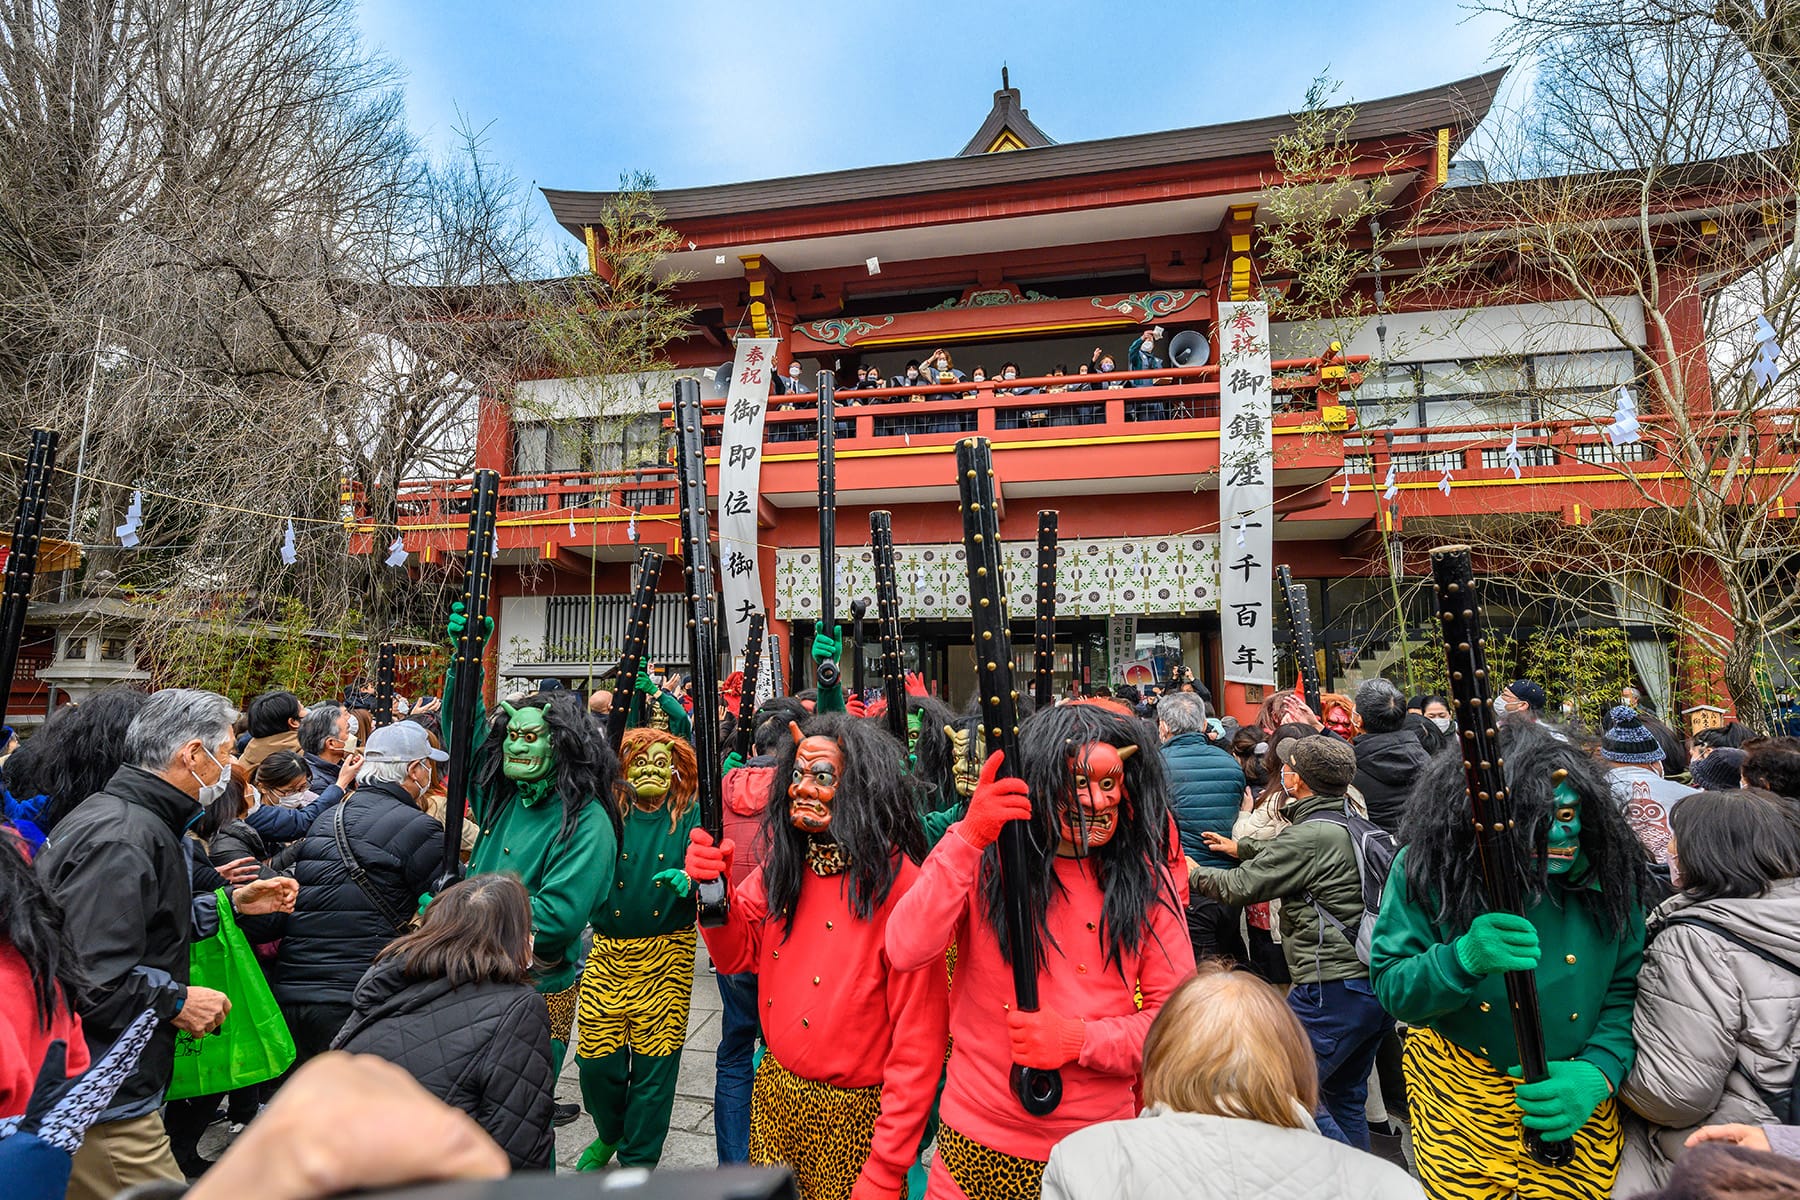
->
<box><xmin>776</xmin><ymin>330</ymin><xmax>1172</xmax><ymax>401</ymax></box>
<box><xmin>4</xmin><ymin>627</ymin><xmax>1800</xmax><ymax>1200</ymax></box>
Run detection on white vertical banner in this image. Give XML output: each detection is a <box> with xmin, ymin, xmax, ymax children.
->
<box><xmin>716</xmin><ymin>338</ymin><xmax>781</xmax><ymax>660</ymax></box>
<box><xmin>1218</xmin><ymin>301</ymin><xmax>1277</xmax><ymax>686</ymax></box>
<box><xmin>1107</xmin><ymin>614</ymin><xmax>1138</xmax><ymax>683</ymax></box>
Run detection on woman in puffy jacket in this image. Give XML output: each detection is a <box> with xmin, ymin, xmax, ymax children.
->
<box><xmin>1618</xmin><ymin>788</ymin><xmax>1800</xmax><ymax>1193</ymax></box>
<box><xmin>332</xmin><ymin>873</ymin><xmax>555</xmax><ymax>1171</ymax></box>
<box><xmin>1042</xmin><ymin>963</ymin><xmax>1421</xmax><ymax>1199</ymax></box>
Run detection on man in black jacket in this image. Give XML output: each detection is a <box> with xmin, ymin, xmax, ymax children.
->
<box><xmin>37</xmin><ymin>688</ymin><xmax>297</xmax><ymax>1200</ymax></box>
<box><xmin>1351</xmin><ymin>678</ymin><xmax>1430</xmax><ymax>836</ymax></box>
<box><xmin>270</xmin><ymin>721</ymin><xmax>445</xmax><ymax>1063</ymax></box>
<box><xmin>1158</xmin><ymin>692</ymin><xmax>1248</xmax><ymax>963</ymax></box>
<box><xmin>297</xmin><ymin>701</ymin><xmax>354</xmax><ymax>793</ymax></box>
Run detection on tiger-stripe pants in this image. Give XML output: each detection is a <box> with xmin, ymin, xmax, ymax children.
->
<box><xmin>575</xmin><ymin>927</ymin><xmax>696</xmax><ymax>1168</ymax></box>
<box><xmin>1403</xmin><ymin>1027</ymin><xmax>1621</xmax><ymax>1200</ymax></box>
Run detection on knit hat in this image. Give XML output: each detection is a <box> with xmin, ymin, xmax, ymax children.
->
<box><xmin>1505</xmin><ymin>679</ymin><xmax>1548</xmax><ymax>713</ymax></box>
<box><xmin>1276</xmin><ymin>733</ymin><xmax>1358</xmax><ymax>794</ymax></box>
<box><xmin>1690</xmin><ymin>747</ymin><xmax>1746</xmax><ymax>792</ymax></box>
<box><xmin>1600</xmin><ymin>705</ymin><xmax>1664</xmax><ymax>764</ymax></box>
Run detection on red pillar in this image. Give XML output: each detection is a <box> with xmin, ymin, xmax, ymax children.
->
<box><xmin>476</xmin><ymin>389</ymin><xmax>512</xmax><ymax>475</ymax></box>
<box><xmin>1674</xmin><ymin>554</ymin><xmax>1733</xmax><ymax>713</ymax></box>
<box><xmin>1649</xmin><ymin>269</ymin><xmax>1713</xmax><ymax>415</ymax></box>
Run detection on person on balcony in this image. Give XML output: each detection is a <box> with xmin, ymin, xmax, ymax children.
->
<box><xmin>1000</xmin><ymin>363</ymin><xmax>1039</xmax><ymax>396</ymax></box>
<box><xmin>926</xmin><ymin>349</ymin><xmax>963</xmax><ymax>391</ymax></box>
<box><xmin>1127</xmin><ymin>329</ymin><xmax>1165</xmax><ymax>387</ymax></box>
<box><xmin>1091</xmin><ymin>349</ymin><xmax>1126</xmax><ymax>389</ymax></box>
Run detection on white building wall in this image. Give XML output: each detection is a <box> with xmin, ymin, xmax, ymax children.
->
<box><xmin>1272</xmin><ymin>297</ymin><xmax>1647</xmax><ymax>362</ymax></box>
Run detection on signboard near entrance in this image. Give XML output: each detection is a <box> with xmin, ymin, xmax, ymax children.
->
<box><xmin>1218</xmin><ymin>301</ymin><xmax>1277</xmax><ymax>687</ymax></box>
<box><xmin>715</xmin><ymin>337</ymin><xmax>781</xmax><ymax>661</ymax></box>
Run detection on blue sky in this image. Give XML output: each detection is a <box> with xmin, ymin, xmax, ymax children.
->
<box><xmin>357</xmin><ymin>1</ymin><xmax>1515</xmax><ymax>253</ymax></box>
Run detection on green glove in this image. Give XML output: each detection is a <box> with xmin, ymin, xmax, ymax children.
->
<box><xmin>651</xmin><ymin>868</ymin><xmax>692</xmax><ymax>898</ymax></box>
<box><xmin>722</xmin><ymin>751</ymin><xmax>745</xmax><ymax>774</ymax></box>
<box><xmin>811</xmin><ymin>625</ymin><xmax>842</xmax><ymax>664</ymax></box>
<box><xmin>636</xmin><ymin>669</ymin><xmax>658</xmax><ymax>695</ymax></box>
<box><xmin>445</xmin><ymin>601</ymin><xmax>493</xmax><ymax>646</ymax></box>
<box><xmin>1508</xmin><ymin>1060</ymin><xmax>1612</xmax><ymax>1142</ymax></box>
<box><xmin>1455</xmin><ymin>911</ymin><xmax>1540</xmax><ymax>977</ymax></box>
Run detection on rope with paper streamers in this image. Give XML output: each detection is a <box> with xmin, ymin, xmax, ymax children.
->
<box><xmin>0</xmin><ymin>445</ymin><xmax>788</xmax><ymax>562</ymax></box>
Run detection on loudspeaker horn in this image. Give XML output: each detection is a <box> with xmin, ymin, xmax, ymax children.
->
<box><xmin>1169</xmin><ymin>329</ymin><xmax>1210</xmax><ymax>367</ymax></box>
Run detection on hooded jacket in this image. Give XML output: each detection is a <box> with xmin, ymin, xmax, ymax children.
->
<box><xmin>34</xmin><ymin>765</ymin><xmax>212</xmax><ymax>1118</ymax></box>
<box><xmin>1161</xmin><ymin>732</ymin><xmax>1246</xmax><ymax>870</ymax></box>
<box><xmin>332</xmin><ymin>957</ymin><xmax>554</xmax><ymax>1170</ymax></box>
<box><xmin>1189</xmin><ymin>791</ymin><xmax>1367</xmax><ymax>983</ymax></box>
<box><xmin>1620</xmin><ymin>879</ymin><xmax>1800</xmax><ymax>1173</ymax></box>
<box><xmin>1352</xmin><ymin>728</ymin><xmax>1431</xmax><ymax>835</ymax></box>
<box><xmin>270</xmin><ymin>780</ymin><xmax>441</xmax><ymax>1006</ymax></box>
<box><xmin>720</xmin><ymin>757</ymin><xmax>776</xmax><ymax>890</ymax></box>
<box><xmin>1042</xmin><ymin>1106</ymin><xmax>1424</xmax><ymax>1200</ymax></box>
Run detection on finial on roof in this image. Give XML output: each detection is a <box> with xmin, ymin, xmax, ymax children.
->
<box><xmin>1002</xmin><ymin>64</ymin><xmax>1009</xmax><ymax>90</ymax></box>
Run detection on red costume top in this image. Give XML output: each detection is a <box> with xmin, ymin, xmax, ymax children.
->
<box><xmin>885</xmin><ymin>824</ymin><xmax>1195</xmax><ymax>1163</ymax></box>
<box><xmin>0</xmin><ymin>942</ymin><xmax>88</xmax><ymax>1118</ymax></box>
<box><xmin>702</xmin><ymin>856</ymin><xmax>950</xmax><ymax>1195</ymax></box>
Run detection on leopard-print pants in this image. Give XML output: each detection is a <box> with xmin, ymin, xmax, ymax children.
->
<box><xmin>748</xmin><ymin>1052</ymin><xmax>892</xmax><ymax>1200</ymax></box>
<box><xmin>543</xmin><ymin>977</ymin><xmax>580</xmax><ymax>1043</ymax></box>
<box><xmin>935</xmin><ymin>1124</ymin><xmax>1044</xmax><ymax>1200</ymax></box>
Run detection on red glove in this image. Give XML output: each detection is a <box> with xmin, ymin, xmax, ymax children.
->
<box><xmin>685</xmin><ymin>827</ymin><xmax>734</xmax><ymax>884</ymax></box>
<box><xmin>904</xmin><ymin>670</ymin><xmax>927</xmax><ymax>698</ymax></box>
<box><xmin>846</xmin><ymin>696</ymin><xmax>867</xmax><ymax>718</ymax></box>
<box><xmin>848</xmin><ymin>1174</ymin><xmax>903</xmax><ymax>1200</ymax></box>
<box><xmin>957</xmin><ymin>752</ymin><xmax>1032</xmax><ymax>850</ymax></box>
<box><xmin>1006</xmin><ymin>1006</ymin><xmax>1085</xmax><ymax>1069</ymax></box>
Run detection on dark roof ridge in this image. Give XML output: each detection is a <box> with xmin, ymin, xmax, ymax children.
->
<box><xmin>544</xmin><ymin>67</ymin><xmax>1510</xmax><ymax>234</ymax></box>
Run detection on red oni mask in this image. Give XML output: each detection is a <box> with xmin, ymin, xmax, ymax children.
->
<box><xmin>1323</xmin><ymin>705</ymin><xmax>1356</xmax><ymax>740</ymax></box>
<box><xmin>788</xmin><ymin>723</ymin><xmax>842</xmax><ymax>834</ymax></box>
<box><xmin>1059</xmin><ymin>741</ymin><xmax>1135</xmax><ymax>855</ymax></box>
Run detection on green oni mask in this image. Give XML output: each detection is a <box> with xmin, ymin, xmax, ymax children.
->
<box><xmin>906</xmin><ymin>710</ymin><xmax>922</xmax><ymax>753</ymax></box>
<box><xmin>1547</xmin><ymin>779</ymin><xmax>1583</xmax><ymax>876</ymax></box>
<box><xmin>501</xmin><ymin>703</ymin><xmax>554</xmax><ymax>782</ymax></box>
<box><xmin>627</xmin><ymin>741</ymin><xmax>674</xmax><ymax>804</ymax></box>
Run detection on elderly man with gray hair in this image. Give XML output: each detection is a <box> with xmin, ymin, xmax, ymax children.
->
<box><xmin>271</xmin><ymin>720</ymin><xmax>445</xmax><ymax>1069</ymax></box>
<box><xmin>1157</xmin><ymin>690</ymin><xmax>1248</xmax><ymax>964</ymax></box>
<box><xmin>37</xmin><ymin>688</ymin><xmax>299</xmax><ymax>1200</ymax></box>
<box><xmin>1350</xmin><ymin>678</ymin><xmax>1430</xmax><ymax>837</ymax></box>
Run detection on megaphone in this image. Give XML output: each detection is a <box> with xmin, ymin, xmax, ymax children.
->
<box><xmin>1169</xmin><ymin>330</ymin><xmax>1210</xmax><ymax>367</ymax></box>
<box><xmin>705</xmin><ymin>360</ymin><xmax>734</xmax><ymax>400</ymax></box>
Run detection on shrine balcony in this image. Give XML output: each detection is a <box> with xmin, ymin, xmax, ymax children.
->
<box><xmin>371</xmin><ymin>354</ymin><xmax>1364</xmax><ymax>557</ymax></box>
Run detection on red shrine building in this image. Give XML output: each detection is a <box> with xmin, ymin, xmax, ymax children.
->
<box><xmin>386</xmin><ymin>69</ymin><xmax>1784</xmax><ymax>723</ymax></box>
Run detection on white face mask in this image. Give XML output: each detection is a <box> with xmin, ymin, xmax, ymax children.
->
<box><xmin>1493</xmin><ymin>697</ymin><xmax>1509</xmax><ymax>715</ymax></box>
<box><xmin>1430</xmin><ymin>716</ymin><xmax>1452</xmax><ymax>733</ymax></box>
<box><xmin>193</xmin><ymin>747</ymin><xmax>230</xmax><ymax>808</ymax></box>
<box><xmin>788</xmin><ymin>366</ymin><xmax>800</xmax><ymax>377</ymax></box>
<box><xmin>1003</xmin><ymin>370</ymin><xmax>1017</xmax><ymax>380</ymax></box>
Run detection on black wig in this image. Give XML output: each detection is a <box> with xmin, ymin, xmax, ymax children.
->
<box><xmin>9</xmin><ymin>687</ymin><xmax>149</xmax><ymax>832</ymax></box>
<box><xmin>473</xmin><ymin>691</ymin><xmax>624</xmax><ymax>848</ymax></box>
<box><xmin>908</xmin><ymin>694</ymin><xmax>960</xmax><ymax>809</ymax></box>
<box><xmin>981</xmin><ymin>701</ymin><xmax>1181</xmax><ymax>973</ymax></box>
<box><xmin>763</xmin><ymin>712</ymin><xmax>926</xmax><ymax>934</ymax></box>
<box><xmin>1400</xmin><ymin>723</ymin><xmax>1655</xmax><ymax>936</ymax></box>
<box><xmin>0</xmin><ymin>836</ymin><xmax>86</xmax><ymax>1029</ymax></box>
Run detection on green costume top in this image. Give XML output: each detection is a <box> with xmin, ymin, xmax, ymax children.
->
<box><xmin>448</xmin><ymin>658</ymin><xmax>619</xmax><ymax>994</ymax></box>
<box><xmin>1369</xmin><ymin>846</ymin><xmax>1645</xmax><ymax>1086</ymax></box>
<box><xmin>631</xmin><ymin>687</ymin><xmax>693</xmax><ymax>738</ymax></box>
<box><xmin>596</xmin><ymin>803</ymin><xmax>701</xmax><ymax>939</ymax></box>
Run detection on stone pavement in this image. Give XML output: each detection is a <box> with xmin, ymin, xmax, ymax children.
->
<box><xmin>552</xmin><ymin>939</ymin><xmax>724</xmax><ymax>1170</ymax></box>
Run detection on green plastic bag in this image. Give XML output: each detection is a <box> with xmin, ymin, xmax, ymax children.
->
<box><xmin>166</xmin><ymin>889</ymin><xmax>296</xmax><ymax>1100</ymax></box>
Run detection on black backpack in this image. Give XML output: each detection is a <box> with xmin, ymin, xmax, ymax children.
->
<box><xmin>1296</xmin><ymin>805</ymin><xmax>1399</xmax><ymax>967</ymax></box>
